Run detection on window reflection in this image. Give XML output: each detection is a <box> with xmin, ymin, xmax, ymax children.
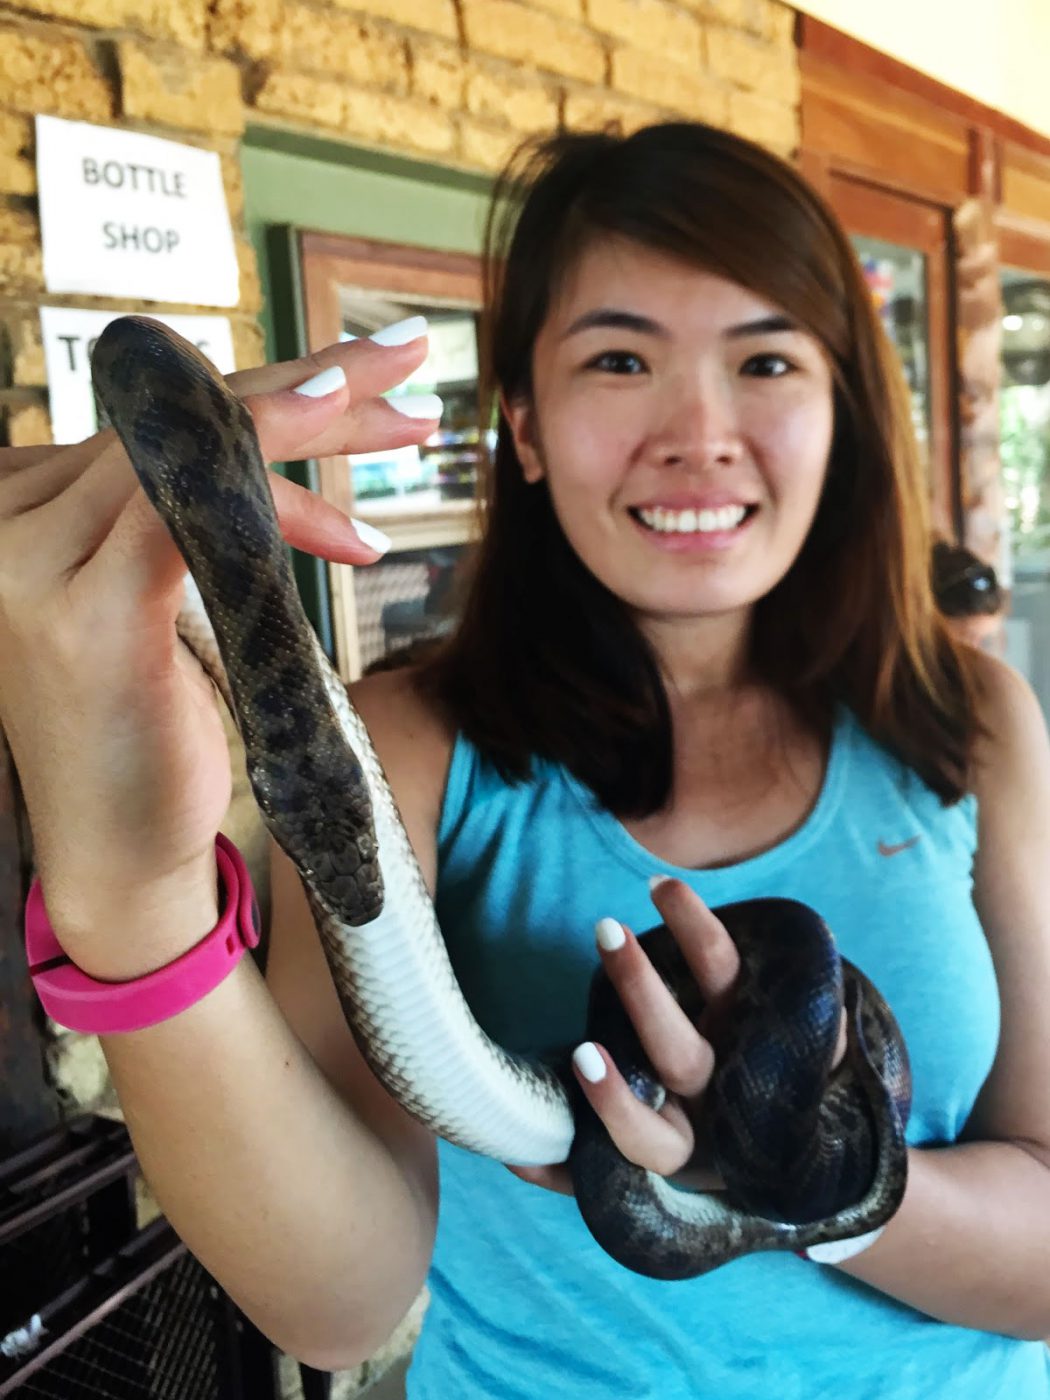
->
<box><xmin>1000</xmin><ymin>268</ymin><xmax>1050</xmax><ymax>720</ymax></box>
<box><xmin>1000</xmin><ymin>272</ymin><xmax>1050</xmax><ymax>559</ymax></box>
<box><xmin>339</xmin><ymin>287</ymin><xmax>485</xmax><ymax>521</ymax></box>
<box><xmin>852</xmin><ymin>235</ymin><xmax>931</xmax><ymax>464</ymax></box>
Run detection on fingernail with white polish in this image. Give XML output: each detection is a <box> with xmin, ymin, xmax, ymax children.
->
<box><xmin>573</xmin><ymin>1042</ymin><xmax>607</xmax><ymax>1084</ymax></box>
<box><xmin>350</xmin><ymin>518</ymin><xmax>392</xmax><ymax>554</ymax></box>
<box><xmin>293</xmin><ymin>365</ymin><xmax>347</xmax><ymax>398</ymax></box>
<box><xmin>595</xmin><ymin>917</ymin><xmax>626</xmax><ymax>952</ymax></box>
<box><xmin>370</xmin><ymin>315</ymin><xmax>428</xmax><ymax>347</ymax></box>
<box><xmin>386</xmin><ymin>392</ymin><xmax>443</xmax><ymax>420</ymax></box>
<box><xmin>648</xmin><ymin>875</ymin><xmax>673</xmax><ymax>893</ymax></box>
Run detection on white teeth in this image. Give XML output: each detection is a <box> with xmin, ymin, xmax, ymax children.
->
<box><xmin>636</xmin><ymin>504</ymin><xmax>748</xmax><ymax>534</ymax></box>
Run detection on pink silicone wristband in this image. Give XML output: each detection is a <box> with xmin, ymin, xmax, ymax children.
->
<box><xmin>25</xmin><ymin>834</ymin><xmax>260</xmax><ymax>1035</ymax></box>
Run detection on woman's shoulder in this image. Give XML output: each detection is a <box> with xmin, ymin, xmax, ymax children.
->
<box><xmin>968</xmin><ymin>649</ymin><xmax>1049</xmax><ymax>792</ymax></box>
<box><xmin>348</xmin><ymin>664</ymin><xmax>455</xmax><ymax>894</ymax></box>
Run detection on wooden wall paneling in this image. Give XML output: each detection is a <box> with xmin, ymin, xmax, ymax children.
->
<box><xmin>799</xmin><ymin>52</ymin><xmax>971</xmax><ymax>204</ymax></box>
<box><xmin>799</xmin><ymin>16</ymin><xmax>1050</xmax><ymax>165</ymax></box>
<box><xmin>998</xmin><ymin>223</ymin><xmax>1050</xmax><ymax>275</ymax></box>
<box><xmin>1000</xmin><ymin>143</ymin><xmax>1050</xmax><ymax>239</ymax></box>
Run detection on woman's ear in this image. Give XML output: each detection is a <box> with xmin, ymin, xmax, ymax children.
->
<box><xmin>501</xmin><ymin>392</ymin><xmax>545</xmax><ymax>483</ymax></box>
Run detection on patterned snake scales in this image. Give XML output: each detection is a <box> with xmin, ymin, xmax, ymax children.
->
<box><xmin>92</xmin><ymin>316</ymin><xmax>912</xmax><ymax>1281</ymax></box>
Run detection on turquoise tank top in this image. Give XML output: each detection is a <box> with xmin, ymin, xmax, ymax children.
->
<box><xmin>406</xmin><ymin>708</ymin><xmax>1050</xmax><ymax>1398</ymax></box>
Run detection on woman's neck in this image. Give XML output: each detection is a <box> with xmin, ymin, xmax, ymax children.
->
<box><xmin>640</xmin><ymin>608</ymin><xmax>754</xmax><ymax>702</ymax></box>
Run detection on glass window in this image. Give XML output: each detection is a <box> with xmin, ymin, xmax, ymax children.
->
<box><xmin>851</xmin><ymin>235</ymin><xmax>932</xmax><ymax>465</ymax></box>
<box><xmin>337</xmin><ymin>287</ymin><xmax>485</xmax><ymax>525</ymax></box>
<box><xmin>1000</xmin><ymin>268</ymin><xmax>1050</xmax><ymax>714</ymax></box>
<box><xmin>1000</xmin><ymin>272</ymin><xmax>1050</xmax><ymax>560</ymax></box>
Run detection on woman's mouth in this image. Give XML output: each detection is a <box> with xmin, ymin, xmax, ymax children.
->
<box><xmin>630</xmin><ymin>503</ymin><xmax>756</xmax><ymax>536</ymax></box>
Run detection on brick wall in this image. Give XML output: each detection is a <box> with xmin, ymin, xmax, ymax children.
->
<box><xmin>0</xmin><ymin>0</ymin><xmax>799</xmax><ymax>445</ymax></box>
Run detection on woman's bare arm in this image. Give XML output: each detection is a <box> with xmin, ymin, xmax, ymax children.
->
<box><xmin>837</xmin><ymin>653</ymin><xmax>1050</xmax><ymax>1338</ymax></box>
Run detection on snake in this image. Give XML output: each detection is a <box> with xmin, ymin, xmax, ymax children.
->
<box><xmin>90</xmin><ymin>315</ymin><xmax>912</xmax><ymax>1282</ymax></box>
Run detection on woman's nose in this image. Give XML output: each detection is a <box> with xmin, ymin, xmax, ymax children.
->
<box><xmin>649</xmin><ymin>375</ymin><xmax>743</xmax><ymax>470</ymax></box>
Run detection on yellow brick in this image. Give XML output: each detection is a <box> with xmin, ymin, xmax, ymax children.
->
<box><xmin>612</xmin><ymin>48</ymin><xmax>727</xmax><ymax>123</ymax></box>
<box><xmin>562</xmin><ymin>87</ymin><xmax>663</xmax><ymax>132</ymax></box>
<box><xmin>7</xmin><ymin>316</ymin><xmax>46</xmax><ymax>386</ymax></box>
<box><xmin>0</xmin><ymin>27</ymin><xmax>112</xmax><ymax>121</ymax></box>
<box><xmin>255</xmin><ymin>71</ymin><xmax>346</xmax><ymax>128</ymax></box>
<box><xmin>333</xmin><ymin>0</ymin><xmax>459</xmax><ymax>40</ymax></box>
<box><xmin>0</xmin><ymin>153</ymin><xmax>35</xmax><ymax>195</ymax></box>
<box><xmin>342</xmin><ymin>88</ymin><xmax>457</xmax><ymax>154</ymax></box>
<box><xmin>4</xmin><ymin>401</ymin><xmax>52</xmax><ymax>447</ymax></box>
<box><xmin>462</xmin><ymin>0</ymin><xmax>606</xmax><ymax>82</ymax></box>
<box><xmin>220</xmin><ymin>152</ymin><xmax>245</xmax><ymax>220</ymax></box>
<box><xmin>457</xmin><ymin>119</ymin><xmax>523</xmax><ymax>172</ymax></box>
<box><xmin>587</xmin><ymin>0</ymin><xmax>703</xmax><ymax>65</ymax></box>
<box><xmin>236</xmin><ymin>239</ymin><xmax>263</xmax><ymax>313</ymax></box>
<box><xmin>119</xmin><ymin>42</ymin><xmax>244</xmax><ymax>136</ymax></box>
<box><xmin>254</xmin><ymin>75</ymin><xmax>457</xmax><ymax>158</ymax></box>
<box><xmin>0</xmin><ymin>202</ymin><xmax>39</xmax><ymax>246</ymax></box>
<box><xmin>0</xmin><ymin>112</ymin><xmax>31</xmax><ymax>158</ymax></box>
<box><xmin>759</xmin><ymin>1</ymin><xmax>796</xmax><ymax>42</ymax></box>
<box><xmin>528</xmin><ymin>0</ymin><xmax>583</xmax><ymax>16</ymax></box>
<box><xmin>0</xmin><ymin>119</ymin><xmax>35</xmax><ymax>197</ymax></box>
<box><xmin>409</xmin><ymin>39</ymin><xmax>467</xmax><ymax>110</ymax></box>
<box><xmin>691</xmin><ymin>0</ymin><xmax>793</xmax><ymax>40</ymax></box>
<box><xmin>3</xmin><ymin>0</ymin><xmax>206</xmax><ymax>47</ymax></box>
<box><xmin>705</xmin><ymin>26</ymin><xmax>799</xmax><ymax>106</ymax></box>
<box><xmin>230</xmin><ymin>317</ymin><xmax>266</xmax><ymax>370</ymax></box>
<box><xmin>464</xmin><ymin>66</ymin><xmax>560</xmax><ymax>132</ymax></box>
<box><xmin>727</xmin><ymin>88</ymin><xmax>797</xmax><ymax>153</ymax></box>
<box><xmin>273</xmin><ymin>7</ymin><xmax>409</xmax><ymax>90</ymax></box>
<box><xmin>208</xmin><ymin>0</ymin><xmax>282</xmax><ymax>58</ymax></box>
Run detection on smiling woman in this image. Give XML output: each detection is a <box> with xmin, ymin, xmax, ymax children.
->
<box><xmin>424</xmin><ymin>124</ymin><xmax>959</xmax><ymax>820</ymax></box>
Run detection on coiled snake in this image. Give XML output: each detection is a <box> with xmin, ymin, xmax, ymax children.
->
<box><xmin>91</xmin><ymin>316</ymin><xmax>911</xmax><ymax>1281</ymax></box>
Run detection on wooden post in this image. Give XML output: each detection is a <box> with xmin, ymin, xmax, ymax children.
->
<box><xmin>955</xmin><ymin>132</ymin><xmax>1006</xmax><ymax>576</ymax></box>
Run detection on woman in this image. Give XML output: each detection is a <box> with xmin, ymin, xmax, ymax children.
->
<box><xmin>3</xmin><ymin>123</ymin><xmax>1050</xmax><ymax>1398</ymax></box>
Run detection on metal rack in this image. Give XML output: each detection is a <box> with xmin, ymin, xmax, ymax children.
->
<box><xmin>0</xmin><ymin>1117</ymin><xmax>283</xmax><ymax>1400</ymax></box>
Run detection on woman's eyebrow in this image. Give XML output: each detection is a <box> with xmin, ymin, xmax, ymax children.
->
<box><xmin>561</xmin><ymin>308</ymin><xmax>668</xmax><ymax>339</ymax></box>
<box><xmin>725</xmin><ymin>314</ymin><xmax>798</xmax><ymax>338</ymax></box>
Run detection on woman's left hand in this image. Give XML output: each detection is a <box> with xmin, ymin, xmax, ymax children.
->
<box><xmin>507</xmin><ymin>879</ymin><xmax>742</xmax><ymax>1194</ymax></box>
<box><xmin>509</xmin><ymin>878</ymin><xmax>848</xmax><ymax>1196</ymax></box>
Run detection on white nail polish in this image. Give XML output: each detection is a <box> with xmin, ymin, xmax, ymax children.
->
<box><xmin>350</xmin><ymin>518</ymin><xmax>392</xmax><ymax>554</ymax></box>
<box><xmin>648</xmin><ymin>875</ymin><xmax>673</xmax><ymax>893</ymax></box>
<box><xmin>370</xmin><ymin>315</ymin><xmax>428</xmax><ymax>347</ymax></box>
<box><xmin>293</xmin><ymin>365</ymin><xmax>346</xmax><ymax>398</ymax></box>
<box><xmin>573</xmin><ymin>1042</ymin><xmax>607</xmax><ymax>1084</ymax></box>
<box><xmin>595</xmin><ymin>917</ymin><xmax>626</xmax><ymax>952</ymax></box>
<box><xmin>386</xmin><ymin>392</ymin><xmax>443</xmax><ymax>420</ymax></box>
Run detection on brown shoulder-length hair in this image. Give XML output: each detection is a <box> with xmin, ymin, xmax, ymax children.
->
<box><xmin>417</xmin><ymin>122</ymin><xmax>979</xmax><ymax>816</ymax></box>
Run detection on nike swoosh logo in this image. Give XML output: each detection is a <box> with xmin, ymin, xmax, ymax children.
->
<box><xmin>877</xmin><ymin>836</ymin><xmax>921</xmax><ymax>857</ymax></box>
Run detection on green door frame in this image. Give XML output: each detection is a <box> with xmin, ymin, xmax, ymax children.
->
<box><xmin>240</xmin><ymin>127</ymin><xmax>492</xmax><ymax>647</ymax></box>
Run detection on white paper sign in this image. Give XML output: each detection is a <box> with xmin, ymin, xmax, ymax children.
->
<box><xmin>40</xmin><ymin>307</ymin><xmax>236</xmax><ymax>445</ymax></box>
<box><xmin>36</xmin><ymin>115</ymin><xmax>239</xmax><ymax>307</ymax></box>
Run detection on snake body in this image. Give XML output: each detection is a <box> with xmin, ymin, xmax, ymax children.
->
<box><xmin>91</xmin><ymin>316</ymin><xmax>911</xmax><ymax>1280</ymax></box>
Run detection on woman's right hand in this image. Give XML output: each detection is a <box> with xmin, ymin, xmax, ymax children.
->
<box><xmin>0</xmin><ymin>325</ymin><xmax>436</xmax><ymax>976</ymax></box>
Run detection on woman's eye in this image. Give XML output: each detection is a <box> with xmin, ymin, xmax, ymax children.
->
<box><xmin>741</xmin><ymin>352</ymin><xmax>795</xmax><ymax>378</ymax></box>
<box><xmin>587</xmin><ymin>350</ymin><xmax>647</xmax><ymax>375</ymax></box>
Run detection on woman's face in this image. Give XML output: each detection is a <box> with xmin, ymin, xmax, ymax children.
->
<box><xmin>505</xmin><ymin>239</ymin><xmax>836</xmax><ymax>629</ymax></box>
